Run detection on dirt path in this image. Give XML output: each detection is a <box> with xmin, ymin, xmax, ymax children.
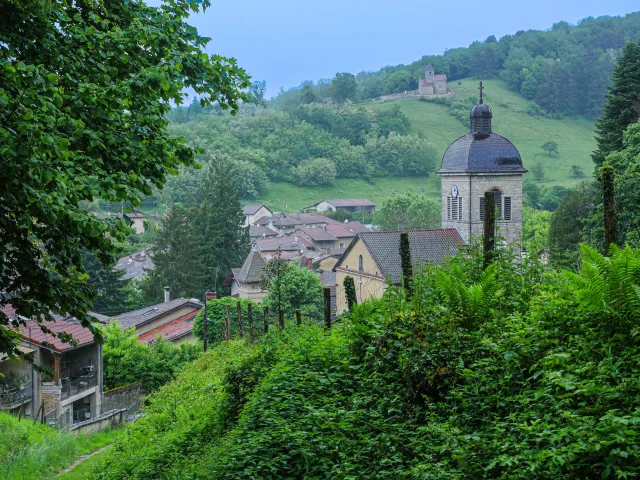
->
<box><xmin>55</xmin><ymin>444</ymin><xmax>112</xmax><ymax>477</ymax></box>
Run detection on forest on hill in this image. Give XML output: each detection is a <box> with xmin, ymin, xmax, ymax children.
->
<box><xmin>155</xmin><ymin>13</ymin><xmax>640</xmax><ymax>211</ymax></box>
<box><xmin>274</xmin><ymin>12</ymin><xmax>640</xmax><ymax>119</ymax></box>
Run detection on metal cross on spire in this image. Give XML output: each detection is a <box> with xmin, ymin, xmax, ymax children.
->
<box><xmin>478</xmin><ymin>81</ymin><xmax>484</xmax><ymax>104</ymax></box>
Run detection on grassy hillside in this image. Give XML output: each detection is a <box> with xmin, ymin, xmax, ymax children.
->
<box><xmin>252</xmin><ymin>175</ymin><xmax>440</xmax><ymax>212</ymax></box>
<box><xmin>92</xmin><ymin>246</ymin><xmax>640</xmax><ymax>479</ymax></box>
<box><xmin>0</xmin><ymin>412</ymin><xmax>122</xmax><ymax>480</ymax></box>
<box><xmin>250</xmin><ymin>78</ymin><xmax>595</xmax><ymax>212</ymax></box>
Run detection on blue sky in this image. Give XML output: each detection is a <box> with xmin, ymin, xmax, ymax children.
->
<box><xmin>148</xmin><ymin>0</ymin><xmax>638</xmax><ymax>98</ymax></box>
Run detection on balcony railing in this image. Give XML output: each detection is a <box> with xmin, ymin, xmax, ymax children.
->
<box><xmin>0</xmin><ymin>387</ymin><xmax>32</xmax><ymax>409</ymax></box>
<box><xmin>60</xmin><ymin>373</ymin><xmax>97</xmax><ymax>400</ymax></box>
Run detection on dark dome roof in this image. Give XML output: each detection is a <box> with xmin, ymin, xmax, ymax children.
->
<box><xmin>437</xmin><ymin>132</ymin><xmax>527</xmax><ymax>174</ymax></box>
<box><xmin>470</xmin><ymin>103</ymin><xmax>492</xmax><ymax>118</ymax></box>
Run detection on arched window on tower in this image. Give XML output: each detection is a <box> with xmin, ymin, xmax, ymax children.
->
<box><xmin>358</xmin><ymin>255</ymin><xmax>364</xmax><ymax>272</ymax></box>
<box><xmin>480</xmin><ymin>188</ymin><xmax>510</xmax><ymax>220</ymax></box>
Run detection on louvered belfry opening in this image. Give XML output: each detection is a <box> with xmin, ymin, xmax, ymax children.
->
<box><xmin>470</xmin><ymin>115</ymin><xmax>491</xmax><ymax>134</ymax></box>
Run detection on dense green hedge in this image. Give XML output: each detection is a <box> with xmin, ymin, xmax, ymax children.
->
<box><xmin>95</xmin><ymin>244</ymin><xmax>640</xmax><ymax>479</ymax></box>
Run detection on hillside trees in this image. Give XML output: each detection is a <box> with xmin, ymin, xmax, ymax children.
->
<box><xmin>81</xmin><ymin>251</ymin><xmax>144</xmax><ymax>316</ymax></box>
<box><xmin>162</xmin><ymin>103</ymin><xmax>431</xmax><ymax>203</ymax></box>
<box><xmin>384</xmin><ymin>70</ymin><xmax>413</xmax><ymax>94</ymax></box>
<box><xmin>374</xmin><ymin>193</ymin><xmax>441</xmax><ymax>231</ymax></box>
<box><xmin>281</xmin><ymin>13</ymin><xmax>640</xmax><ymax>118</ymax></box>
<box><xmin>0</xmin><ymin>0</ymin><xmax>249</xmax><ymax>357</ymax></box>
<box><xmin>330</xmin><ymin>73</ymin><xmax>357</xmax><ymax>103</ymax></box>
<box><xmin>593</xmin><ymin>40</ymin><xmax>640</xmax><ymax>168</ymax></box>
<box><xmin>262</xmin><ymin>267</ymin><xmax>324</xmax><ymax>320</ymax></box>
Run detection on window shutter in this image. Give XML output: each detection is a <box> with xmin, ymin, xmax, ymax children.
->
<box><xmin>447</xmin><ymin>197</ymin><xmax>451</xmax><ymax>220</ymax></box>
<box><xmin>504</xmin><ymin>197</ymin><xmax>512</xmax><ymax>221</ymax></box>
<box><xmin>479</xmin><ymin>197</ymin><xmax>485</xmax><ymax>221</ymax></box>
<box><xmin>458</xmin><ymin>197</ymin><xmax>463</xmax><ymax>221</ymax></box>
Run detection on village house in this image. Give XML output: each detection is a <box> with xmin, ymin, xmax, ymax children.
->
<box><xmin>325</xmin><ymin>221</ymin><xmax>371</xmax><ymax>249</ymax></box>
<box><xmin>254</xmin><ymin>214</ymin><xmax>304</xmax><ymax>235</ymax></box>
<box><xmin>1</xmin><ymin>306</ymin><xmax>105</xmax><ymax>426</ymax></box>
<box><xmin>294</xmin><ymin>221</ymin><xmax>371</xmax><ymax>250</ymax></box>
<box><xmin>253</xmin><ymin>235</ymin><xmax>313</xmax><ymax>260</ymax></box>
<box><xmin>93</xmin><ymin>211</ymin><xmax>161</xmax><ymax>234</ymax></box>
<box><xmin>306</xmin><ymin>199</ymin><xmax>376</xmax><ymax>214</ymax></box>
<box><xmin>113</xmin><ymin>291</ymin><xmax>202</xmax><ymax>345</ymax></box>
<box><xmin>224</xmin><ymin>251</ymin><xmax>268</xmax><ymax>302</ymax></box>
<box><xmin>293</xmin><ymin>228</ymin><xmax>339</xmax><ymax>250</ymax></box>
<box><xmin>249</xmin><ymin>225</ymin><xmax>278</xmax><ymax>240</ymax></box>
<box><xmin>243</xmin><ymin>204</ymin><xmax>273</xmax><ymax>227</ymax></box>
<box><xmin>113</xmin><ymin>247</ymin><xmax>155</xmax><ymax>281</ymax></box>
<box><xmin>287</xmin><ymin>212</ymin><xmax>339</xmax><ymax>228</ymax></box>
<box><xmin>333</xmin><ymin>229</ymin><xmax>464</xmax><ymax>313</ymax></box>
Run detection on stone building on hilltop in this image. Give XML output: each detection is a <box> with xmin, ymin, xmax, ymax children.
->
<box><xmin>418</xmin><ymin>62</ymin><xmax>448</xmax><ymax>95</ymax></box>
<box><xmin>437</xmin><ymin>82</ymin><xmax>527</xmax><ymax>246</ymax></box>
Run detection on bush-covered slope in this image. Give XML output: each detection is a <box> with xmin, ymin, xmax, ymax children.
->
<box><xmin>0</xmin><ymin>412</ymin><xmax>121</xmax><ymax>479</ymax></box>
<box><xmin>95</xmin><ymin>244</ymin><xmax>640</xmax><ymax>479</ymax></box>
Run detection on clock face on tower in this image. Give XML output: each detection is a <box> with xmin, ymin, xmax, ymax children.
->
<box><xmin>451</xmin><ymin>185</ymin><xmax>458</xmax><ymax>198</ymax></box>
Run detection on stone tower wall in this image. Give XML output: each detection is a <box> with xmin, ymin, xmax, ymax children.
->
<box><xmin>440</xmin><ymin>173</ymin><xmax>523</xmax><ymax>246</ymax></box>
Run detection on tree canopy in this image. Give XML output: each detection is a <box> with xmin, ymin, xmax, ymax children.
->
<box><xmin>374</xmin><ymin>193</ymin><xmax>441</xmax><ymax>231</ymax></box>
<box><xmin>0</xmin><ymin>0</ymin><xmax>250</xmax><ymax>357</ymax></box>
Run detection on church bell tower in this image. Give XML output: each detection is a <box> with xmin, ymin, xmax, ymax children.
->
<box><xmin>437</xmin><ymin>82</ymin><xmax>527</xmax><ymax>246</ymax></box>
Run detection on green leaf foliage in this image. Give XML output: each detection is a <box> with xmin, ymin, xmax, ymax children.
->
<box><xmin>102</xmin><ymin>321</ymin><xmax>200</xmax><ymax>392</ymax></box>
<box><xmin>262</xmin><ymin>266</ymin><xmax>324</xmax><ymax>320</ymax></box>
<box><xmin>192</xmin><ymin>297</ymin><xmax>259</xmax><ymax>346</ymax></box>
<box><xmin>0</xmin><ymin>0</ymin><xmax>250</xmax><ymax>358</ymax></box>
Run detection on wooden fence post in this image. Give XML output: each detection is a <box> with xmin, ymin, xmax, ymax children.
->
<box><xmin>344</xmin><ymin>276</ymin><xmax>356</xmax><ymax>312</ymax></box>
<box><xmin>237</xmin><ymin>301</ymin><xmax>243</xmax><ymax>337</ymax></box>
<box><xmin>247</xmin><ymin>303</ymin><xmax>253</xmax><ymax>340</ymax></box>
<box><xmin>601</xmin><ymin>165</ymin><xmax>617</xmax><ymax>254</ymax></box>
<box><xmin>278</xmin><ymin>309</ymin><xmax>285</xmax><ymax>330</ymax></box>
<box><xmin>323</xmin><ymin>287</ymin><xmax>332</xmax><ymax>330</ymax></box>
<box><xmin>263</xmin><ymin>306</ymin><xmax>269</xmax><ymax>334</ymax></box>
<box><xmin>225</xmin><ymin>304</ymin><xmax>231</xmax><ymax>340</ymax></box>
<box><xmin>296</xmin><ymin>309</ymin><xmax>302</xmax><ymax>326</ymax></box>
<box><xmin>483</xmin><ymin>190</ymin><xmax>496</xmax><ymax>270</ymax></box>
<box><xmin>400</xmin><ymin>232</ymin><xmax>413</xmax><ymax>298</ymax></box>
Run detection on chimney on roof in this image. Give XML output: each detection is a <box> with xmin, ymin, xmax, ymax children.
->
<box><xmin>307</xmin><ymin>258</ymin><xmax>313</xmax><ymax>269</ymax></box>
<box><xmin>205</xmin><ymin>291</ymin><xmax>217</xmax><ymax>301</ymax></box>
<box><xmin>164</xmin><ymin>286</ymin><xmax>170</xmax><ymax>303</ymax></box>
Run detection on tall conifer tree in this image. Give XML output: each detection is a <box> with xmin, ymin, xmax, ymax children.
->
<box><xmin>142</xmin><ymin>205</ymin><xmax>203</xmax><ymax>303</ymax></box>
<box><xmin>192</xmin><ymin>157</ymin><xmax>250</xmax><ymax>295</ymax></box>
<box><xmin>593</xmin><ymin>40</ymin><xmax>640</xmax><ymax>169</ymax></box>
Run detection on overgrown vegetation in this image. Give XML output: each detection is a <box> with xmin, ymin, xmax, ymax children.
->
<box><xmin>102</xmin><ymin>321</ymin><xmax>200</xmax><ymax>392</ymax></box>
<box><xmin>0</xmin><ymin>412</ymin><xmax>122</xmax><ymax>480</ymax></box>
<box><xmin>92</xmin><ymin>241</ymin><xmax>640</xmax><ymax>479</ymax></box>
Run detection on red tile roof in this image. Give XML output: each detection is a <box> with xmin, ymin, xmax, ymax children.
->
<box><xmin>17</xmin><ymin>318</ymin><xmax>96</xmax><ymax>352</ymax></box>
<box><xmin>137</xmin><ymin>309</ymin><xmax>200</xmax><ymax>344</ymax></box>
<box><xmin>325</xmin><ymin>221</ymin><xmax>371</xmax><ymax>238</ymax></box>
<box><xmin>2</xmin><ymin>304</ymin><xmax>98</xmax><ymax>352</ymax></box>
<box><xmin>434</xmin><ymin>74</ymin><xmax>447</xmax><ymax>81</ymax></box>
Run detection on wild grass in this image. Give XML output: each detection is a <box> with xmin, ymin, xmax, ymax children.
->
<box><xmin>0</xmin><ymin>412</ymin><xmax>124</xmax><ymax>480</ymax></box>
